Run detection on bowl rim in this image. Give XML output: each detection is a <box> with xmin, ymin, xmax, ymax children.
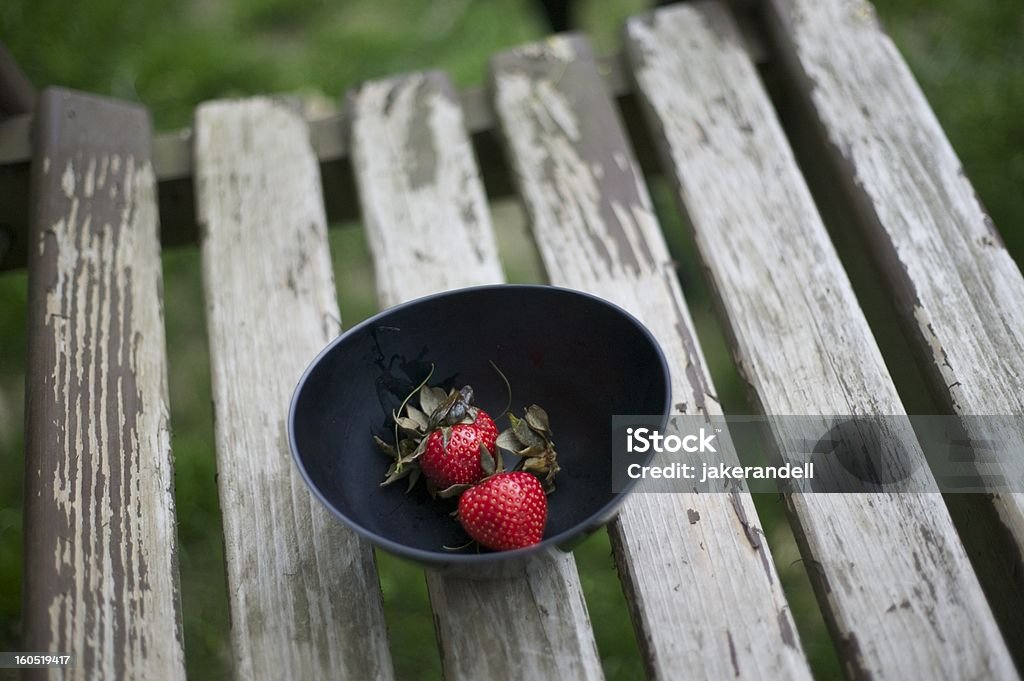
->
<box><xmin>287</xmin><ymin>283</ymin><xmax>672</xmax><ymax>564</ymax></box>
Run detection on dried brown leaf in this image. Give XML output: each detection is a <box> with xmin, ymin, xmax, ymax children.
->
<box><xmin>436</xmin><ymin>483</ymin><xmax>473</xmax><ymax>499</ymax></box>
<box><xmin>496</xmin><ymin>429</ymin><xmax>523</xmax><ymax>452</ymax></box>
<box><xmin>525</xmin><ymin>405</ymin><xmax>551</xmax><ymax>433</ymax></box>
<box><xmin>480</xmin><ymin>444</ymin><xmax>496</xmax><ymax>475</ymax></box>
<box><xmin>419</xmin><ymin>386</ymin><xmax>446</xmax><ymax>415</ymax></box>
<box><xmin>374</xmin><ymin>436</ymin><xmax>397</xmax><ymax>459</ymax></box>
<box><xmin>405</xmin><ymin>405</ymin><xmax>429</xmax><ymax>430</ymax></box>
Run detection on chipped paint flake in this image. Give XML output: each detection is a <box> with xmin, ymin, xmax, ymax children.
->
<box><xmin>61</xmin><ymin>161</ymin><xmax>76</xmax><ymax>198</ymax></box>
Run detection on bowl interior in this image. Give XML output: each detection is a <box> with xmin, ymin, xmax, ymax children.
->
<box><xmin>290</xmin><ymin>286</ymin><xmax>669</xmax><ymax>560</ymax></box>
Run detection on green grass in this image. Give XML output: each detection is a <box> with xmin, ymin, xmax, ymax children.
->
<box><xmin>0</xmin><ymin>1</ymin><xmax>1021</xmax><ymax>679</ymax></box>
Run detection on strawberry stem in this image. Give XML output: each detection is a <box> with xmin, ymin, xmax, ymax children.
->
<box><xmin>392</xmin><ymin>364</ymin><xmax>435</xmax><ymax>465</ymax></box>
<box><xmin>394</xmin><ymin>364</ymin><xmax>435</xmax><ymax>423</ymax></box>
<box><xmin>490</xmin><ymin>360</ymin><xmax>512</xmax><ymax>420</ymax></box>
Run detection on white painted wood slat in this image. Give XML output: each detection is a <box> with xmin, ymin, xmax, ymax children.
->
<box><xmin>349</xmin><ymin>71</ymin><xmax>604</xmax><ymax>681</ymax></box>
<box><xmin>489</xmin><ymin>35</ymin><xmax>813</xmax><ymax>681</ymax></box>
<box><xmin>763</xmin><ymin>0</ymin><xmax>1024</xmax><ymax>559</ymax></box>
<box><xmin>193</xmin><ymin>98</ymin><xmax>394</xmax><ymax>681</ymax></box>
<box><xmin>624</xmin><ymin>4</ymin><xmax>1017</xmax><ymax>680</ymax></box>
<box><xmin>24</xmin><ymin>87</ymin><xmax>186</xmax><ymax>681</ymax></box>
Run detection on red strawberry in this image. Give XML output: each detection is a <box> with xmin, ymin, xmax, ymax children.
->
<box><xmin>419</xmin><ymin>410</ymin><xmax>498</xmax><ymax>490</ymax></box>
<box><xmin>457</xmin><ymin>472</ymin><xmax>547</xmax><ymax>551</ymax></box>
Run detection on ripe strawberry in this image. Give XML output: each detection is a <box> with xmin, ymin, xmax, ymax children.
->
<box><xmin>419</xmin><ymin>410</ymin><xmax>498</xmax><ymax>490</ymax></box>
<box><xmin>457</xmin><ymin>472</ymin><xmax>547</xmax><ymax>551</ymax></box>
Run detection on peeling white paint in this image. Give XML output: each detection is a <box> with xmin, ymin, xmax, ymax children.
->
<box><xmin>628</xmin><ymin>5</ymin><xmax>1016</xmax><ymax>680</ymax></box>
<box><xmin>352</xmin><ymin>74</ymin><xmax>502</xmax><ymax>306</ymax></box>
<box><xmin>770</xmin><ymin>0</ymin><xmax>1024</xmax><ymax>606</ymax></box>
<box><xmin>61</xmin><ymin>161</ymin><xmax>75</xmax><ymax>198</ymax></box>
<box><xmin>83</xmin><ymin>158</ymin><xmax>96</xmax><ymax>198</ymax></box>
<box><xmin>38</xmin><ymin>140</ymin><xmax>185</xmax><ymax>681</ymax></box>
<box><xmin>193</xmin><ymin>97</ymin><xmax>395</xmax><ymax>681</ymax></box>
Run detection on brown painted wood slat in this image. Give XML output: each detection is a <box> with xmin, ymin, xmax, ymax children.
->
<box><xmin>23</xmin><ymin>87</ymin><xmax>185</xmax><ymax>680</ymax></box>
<box><xmin>192</xmin><ymin>98</ymin><xmax>394</xmax><ymax>681</ymax></box>
<box><xmin>489</xmin><ymin>34</ymin><xmax>813</xmax><ymax>681</ymax></box>
<box><xmin>624</xmin><ymin>3</ymin><xmax>1017</xmax><ymax>680</ymax></box>
<box><xmin>762</xmin><ymin>0</ymin><xmax>1024</xmax><ymax>568</ymax></box>
<box><xmin>348</xmin><ymin>70</ymin><xmax>605</xmax><ymax>681</ymax></box>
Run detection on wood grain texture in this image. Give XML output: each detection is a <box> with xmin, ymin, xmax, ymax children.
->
<box><xmin>349</xmin><ymin>71</ymin><xmax>604</xmax><ymax>681</ymax></box>
<box><xmin>763</xmin><ymin>0</ymin><xmax>1024</xmax><ymax>557</ymax></box>
<box><xmin>348</xmin><ymin>71</ymin><xmax>503</xmax><ymax>305</ymax></box>
<box><xmin>490</xmin><ymin>35</ymin><xmax>813</xmax><ymax>681</ymax></box>
<box><xmin>193</xmin><ymin>98</ymin><xmax>394</xmax><ymax>681</ymax></box>
<box><xmin>625</xmin><ymin>4</ymin><xmax>1017</xmax><ymax>680</ymax></box>
<box><xmin>23</xmin><ymin>88</ymin><xmax>185</xmax><ymax>681</ymax></box>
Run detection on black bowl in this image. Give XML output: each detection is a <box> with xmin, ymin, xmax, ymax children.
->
<box><xmin>288</xmin><ymin>284</ymin><xmax>670</xmax><ymax>578</ymax></box>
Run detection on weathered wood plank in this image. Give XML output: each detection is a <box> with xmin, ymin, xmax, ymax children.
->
<box><xmin>23</xmin><ymin>87</ymin><xmax>185</xmax><ymax>680</ymax></box>
<box><xmin>762</xmin><ymin>0</ymin><xmax>1024</xmax><ymax>565</ymax></box>
<box><xmin>625</xmin><ymin>4</ymin><xmax>1017</xmax><ymax>680</ymax></box>
<box><xmin>490</xmin><ymin>35</ymin><xmax>812</xmax><ymax>681</ymax></box>
<box><xmin>349</xmin><ymin>71</ymin><xmax>604</xmax><ymax>681</ymax></box>
<box><xmin>350</xmin><ymin>72</ymin><xmax>503</xmax><ymax>301</ymax></box>
<box><xmin>193</xmin><ymin>97</ymin><xmax>394</xmax><ymax>681</ymax></box>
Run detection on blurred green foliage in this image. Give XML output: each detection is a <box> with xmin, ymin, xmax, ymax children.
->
<box><xmin>0</xmin><ymin>0</ymin><xmax>1020</xmax><ymax>679</ymax></box>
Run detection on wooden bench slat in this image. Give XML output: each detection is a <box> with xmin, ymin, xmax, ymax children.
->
<box><xmin>489</xmin><ymin>35</ymin><xmax>813</xmax><ymax>681</ymax></box>
<box><xmin>24</xmin><ymin>87</ymin><xmax>185</xmax><ymax>680</ymax></box>
<box><xmin>624</xmin><ymin>4</ymin><xmax>1017</xmax><ymax>680</ymax></box>
<box><xmin>763</xmin><ymin>0</ymin><xmax>1024</xmax><ymax>553</ymax></box>
<box><xmin>193</xmin><ymin>98</ymin><xmax>394</xmax><ymax>681</ymax></box>
<box><xmin>348</xmin><ymin>71</ymin><xmax>604</xmax><ymax>681</ymax></box>
<box><xmin>351</xmin><ymin>72</ymin><xmax>504</xmax><ymax>303</ymax></box>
